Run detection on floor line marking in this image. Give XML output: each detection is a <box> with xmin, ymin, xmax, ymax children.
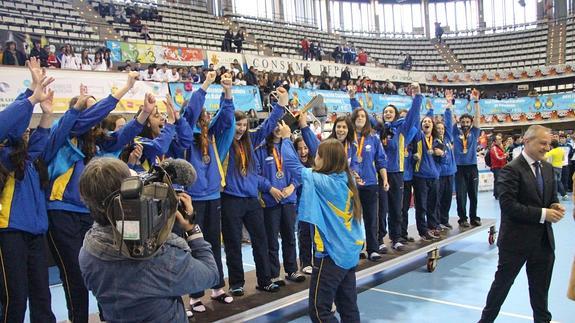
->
<box><xmin>370</xmin><ymin>288</ymin><xmax>560</xmax><ymax>323</ymax></box>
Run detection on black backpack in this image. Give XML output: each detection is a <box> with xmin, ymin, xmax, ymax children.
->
<box><xmin>485</xmin><ymin>149</ymin><xmax>492</xmax><ymax>167</ymax></box>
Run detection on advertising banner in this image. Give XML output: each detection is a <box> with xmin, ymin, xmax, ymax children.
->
<box><xmin>106</xmin><ymin>40</ymin><xmax>204</xmax><ymax>66</ymax></box>
<box><xmin>168</xmin><ymin>83</ymin><xmax>262</xmax><ymax>112</ymax></box>
<box><xmin>205</xmin><ymin>51</ymin><xmax>244</xmax><ymax>69</ymax></box>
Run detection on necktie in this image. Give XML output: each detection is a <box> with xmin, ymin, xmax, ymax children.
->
<box><xmin>534</xmin><ymin>161</ymin><xmax>544</xmax><ymax>197</ymax></box>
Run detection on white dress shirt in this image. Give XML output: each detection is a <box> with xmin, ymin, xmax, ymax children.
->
<box><xmin>521</xmin><ymin>150</ymin><xmax>547</xmax><ymax>224</ymax></box>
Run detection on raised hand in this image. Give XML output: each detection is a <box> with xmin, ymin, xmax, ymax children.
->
<box><xmin>205</xmin><ymin>71</ymin><xmax>217</xmax><ymax>84</ymax></box>
<box><xmin>276</xmin><ymin>86</ymin><xmax>289</xmax><ymax>107</ymax></box>
<box><xmin>128</xmin><ymin>143</ymin><xmax>143</xmax><ymax>166</ymax></box>
<box><xmin>165</xmin><ymin>94</ymin><xmax>179</xmax><ymax>124</ymax></box>
<box><xmin>298</xmin><ymin>110</ymin><xmax>308</xmax><ymax>128</ymax></box>
<box><xmin>471</xmin><ymin>88</ymin><xmax>480</xmax><ymax>101</ymax></box>
<box><xmin>73</xmin><ymin>84</ymin><xmax>91</xmax><ymax>111</ymax></box>
<box><xmin>39</xmin><ymin>89</ymin><xmax>55</xmax><ymax>114</ymax></box>
<box><xmin>27</xmin><ymin>57</ymin><xmax>44</xmax><ymax>90</ymax></box>
<box><xmin>278</xmin><ymin>120</ymin><xmax>291</xmax><ymax>139</ymax></box>
<box><xmin>221</xmin><ymin>73</ymin><xmax>233</xmax><ymax>99</ymax></box>
<box><xmin>126</xmin><ymin>71</ymin><xmax>140</xmax><ymax>89</ymax></box>
<box><xmin>445</xmin><ymin>89</ymin><xmax>454</xmax><ymax>104</ymax></box>
<box><xmin>29</xmin><ymin>76</ymin><xmax>55</xmax><ymax>105</ymax></box>
<box><xmin>410</xmin><ymin>82</ymin><xmax>421</xmax><ymax>96</ymax></box>
<box><xmin>347</xmin><ymin>85</ymin><xmax>356</xmax><ymax>98</ymax></box>
<box><xmin>142</xmin><ymin>93</ymin><xmax>156</xmax><ymax>114</ymax></box>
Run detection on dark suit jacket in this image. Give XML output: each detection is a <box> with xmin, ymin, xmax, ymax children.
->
<box><xmin>497</xmin><ymin>154</ymin><xmax>557</xmax><ymax>253</ymax></box>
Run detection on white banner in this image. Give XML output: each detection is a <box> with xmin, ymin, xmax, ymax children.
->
<box><xmin>243</xmin><ymin>54</ymin><xmax>427</xmax><ymax>83</ymax></box>
<box><xmin>206</xmin><ymin>51</ymin><xmax>244</xmax><ymax>69</ymax></box>
<box><xmin>0</xmin><ymin>67</ymin><xmax>169</xmax><ymax>113</ymax></box>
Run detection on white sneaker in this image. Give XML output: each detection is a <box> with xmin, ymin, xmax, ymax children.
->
<box><xmin>562</xmin><ymin>195</ymin><xmax>569</xmax><ymax>201</ymax></box>
<box><xmin>302</xmin><ymin>266</ymin><xmax>313</xmax><ymax>274</ymax></box>
<box><xmin>378</xmin><ymin>243</ymin><xmax>388</xmax><ymax>254</ymax></box>
<box><xmin>368</xmin><ymin>252</ymin><xmax>382</xmax><ymax>261</ymax></box>
<box><xmin>392</xmin><ymin>241</ymin><xmax>405</xmax><ymax>251</ymax></box>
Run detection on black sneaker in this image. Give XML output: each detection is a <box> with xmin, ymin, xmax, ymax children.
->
<box><xmin>286</xmin><ymin>272</ymin><xmax>306</xmax><ymax>282</ymax></box>
<box><xmin>378</xmin><ymin>243</ymin><xmax>388</xmax><ymax>254</ymax></box>
<box><xmin>271</xmin><ymin>277</ymin><xmax>286</xmax><ymax>286</ymax></box>
<box><xmin>368</xmin><ymin>252</ymin><xmax>382</xmax><ymax>261</ymax></box>
<box><xmin>440</xmin><ymin>223</ymin><xmax>453</xmax><ymax>230</ymax></box>
<box><xmin>256</xmin><ymin>283</ymin><xmax>280</xmax><ymax>293</ymax></box>
<box><xmin>471</xmin><ymin>219</ymin><xmax>482</xmax><ymax>227</ymax></box>
<box><xmin>229</xmin><ymin>287</ymin><xmax>244</xmax><ymax>296</ymax></box>
<box><xmin>420</xmin><ymin>231</ymin><xmax>440</xmax><ymax>241</ymax></box>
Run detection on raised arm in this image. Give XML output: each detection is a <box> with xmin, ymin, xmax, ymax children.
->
<box><xmin>400</xmin><ymin>83</ymin><xmax>423</xmax><ymax>137</ymax></box>
<box><xmin>182</xmin><ymin>71</ymin><xmax>216</xmax><ymax>128</ymax></box>
<box><xmin>278</xmin><ymin>121</ymin><xmax>305</xmax><ymax>184</ymax></box>
<box><xmin>471</xmin><ymin>88</ymin><xmax>481</xmax><ymax>128</ymax></box>
<box><xmin>209</xmin><ymin>73</ymin><xmax>235</xmax><ymax>136</ymax></box>
<box><xmin>443</xmin><ymin>89</ymin><xmax>454</xmax><ymax>142</ymax></box>
<box><xmin>250</xmin><ymin>87</ymin><xmax>287</xmax><ymax>146</ymax></box>
<box><xmin>348</xmin><ymin>85</ymin><xmax>377</xmax><ymax>128</ymax></box>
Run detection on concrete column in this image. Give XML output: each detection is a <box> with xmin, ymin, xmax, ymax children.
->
<box><xmin>273</xmin><ymin>0</ymin><xmax>284</xmax><ymax>21</ymax></box>
<box><xmin>554</xmin><ymin>0</ymin><xmax>567</xmax><ymax>18</ymax></box>
<box><xmin>326</xmin><ymin>0</ymin><xmax>332</xmax><ymax>33</ymax></box>
<box><xmin>422</xmin><ymin>0</ymin><xmax>430</xmax><ymax>38</ymax></box>
<box><xmin>220</xmin><ymin>0</ymin><xmax>233</xmax><ymax>16</ymax></box>
<box><xmin>477</xmin><ymin>0</ymin><xmax>485</xmax><ymax>32</ymax></box>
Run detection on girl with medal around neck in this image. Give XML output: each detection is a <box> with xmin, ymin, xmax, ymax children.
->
<box><xmin>427</xmin><ymin>89</ymin><xmax>458</xmax><ymax>230</ymax></box>
<box><xmin>326</xmin><ymin>116</ymin><xmax>359</xmax><ymax>174</ymax></box>
<box><xmin>350</xmin><ymin>102</ymin><xmax>389</xmax><ymax>262</ymax></box>
<box><xmin>350</xmin><ymin>83</ymin><xmax>422</xmax><ymax>254</ymax></box>
<box><xmin>255</xmin><ymin>111</ymin><xmax>308</xmax><ymax>286</ymax></box>
<box><xmin>178</xmin><ymin>71</ymin><xmax>236</xmax><ymax>313</ymax></box>
<box><xmin>220</xmin><ymin>86</ymin><xmax>287</xmax><ymax>295</ymax></box>
<box><xmin>412</xmin><ymin>110</ymin><xmax>445</xmax><ymax>241</ymax></box>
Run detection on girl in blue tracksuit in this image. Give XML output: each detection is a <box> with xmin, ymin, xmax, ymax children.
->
<box><xmin>256</xmin><ymin>124</ymin><xmax>306</xmax><ymax>286</ymax></box>
<box><xmin>220</xmin><ymin>89</ymin><xmax>286</xmax><ymax>295</ymax></box>
<box><xmin>43</xmin><ymin>73</ymin><xmax>147</xmax><ymax>323</ymax></box>
<box><xmin>127</xmin><ymin>94</ymin><xmax>193</xmax><ymax>173</ymax></box>
<box><xmin>179</xmin><ymin>74</ymin><xmax>236</xmax><ymax>312</ymax></box>
<box><xmin>428</xmin><ymin>98</ymin><xmax>457</xmax><ymax>229</ymax></box>
<box><xmin>350</xmin><ymin>87</ymin><xmax>422</xmax><ymax>252</ymax></box>
<box><xmin>278</xmin><ymin>131</ymin><xmax>364</xmax><ymax>323</ymax></box>
<box><xmin>327</xmin><ymin>116</ymin><xmax>359</xmax><ymax>170</ymax></box>
<box><xmin>350</xmin><ymin>107</ymin><xmax>388</xmax><ymax>261</ymax></box>
<box><xmin>0</xmin><ymin>78</ymin><xmax>56</xmax><ymax>323</ymax></box>
<box><xmin>294</xmin><ymin>115</ymin><xmax>320</xmax><ymax>274</ymax></box>
<box><xmin>412</xmin><ymin>114</ymin><xmax>446</xmax><ymax>240</ymax></box>
<box><xmin>401</xmin><ymin>137</ymin><xmax>417</xmax><ymax>242</ymax></box>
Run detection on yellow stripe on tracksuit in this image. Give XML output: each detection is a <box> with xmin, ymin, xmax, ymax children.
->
<box><xmin>415</xmin><ymin>141</ymin><xmax>423</xmax><ymax>172</ymax></box>
<box><xmin>398</xmin><ymin>134</ymin><xmax>405</xmax><ymax>172</ymax></box>
<box><xmin>211</xmin><ymin>135</ymin><xmax>226</xmax><ymax>189</ymax></box>
<box><xmin>49</xmin><ymin>167</ymin><xmax>74</xmax><ymax>201</ymax></box>
<box><xmin>0</xmin><ymin>174</ymin><xmax>15</xmax><ymax>228</ymax></box>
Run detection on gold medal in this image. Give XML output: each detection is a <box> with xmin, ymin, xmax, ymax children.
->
<box><xmin>357</xmin><ymin>156</ymin><xmax>363</xmax><ymax>163</ymax></box>
<box><xmin>202</xmin><ymin>155</ymin><xmax>211</xmax><ymax>164</ymax></box>
<box><xmin>276</xmin><ymin>170</ymin><xmax>284</xmax><ymax>179</ymax></box>
<box><xmin>463</xmin><ymin>149</ymin><xmax>468</xmax><ymax>154</ymax></box>
<box><xmin>428</xmin><ymin>150</ymin><xmax>433</xmax><ymax>155</ymax></box>
<box><xmin>241</xmin><ymin>168</ymin><xmax>247</xmax><ymax>176</ymax></box>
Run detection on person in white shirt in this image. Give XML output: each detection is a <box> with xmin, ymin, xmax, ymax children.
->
<box><xmin>167</xmin><ymin>67</ymin><xmax>180</xmax><ymax>82</ymax></box>
<box><xmin>153</xmin><ymin>63</ymin><xmax>169</xmax><ymax>82</ymax></box>
<box><xmin>141</xmin><ymin>65</ymin><xmax>158</xmax><ymax>81</ymax></box>
<box><xmin>92</xmin><ymin>51</ymin><xmax>108</xmax><ymax>71</ymax></box>
<box><xmin>79</xmin><ymin>49</ymin><xmax>93</xmax><ymax>71</ymax></box>
<box><xmin>60</xmin><ymin>44</ymin><xmax>79</xmax><ymax>70</ymax></box>
<box><xmin>233</xmin><ymin>72</ymin><xmax>246</xmax><ymax>86</ymax></box>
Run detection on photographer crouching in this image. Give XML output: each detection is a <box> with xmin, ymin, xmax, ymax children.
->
<box><xmin>77</xmin><ymin>157</ymin><xmax>219</xmax><ymax>322</ymax></box>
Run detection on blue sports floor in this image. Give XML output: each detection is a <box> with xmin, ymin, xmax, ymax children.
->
<box><xmin>39</xmin><ymin>192</ymin><xmax>574</xmax><ymax>323</ymax></box>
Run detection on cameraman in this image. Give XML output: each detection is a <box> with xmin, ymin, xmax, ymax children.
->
<box><xmin>78</xmin><ymin>158</ymin><xmax>219</xmax><ymax>322</ymax></box>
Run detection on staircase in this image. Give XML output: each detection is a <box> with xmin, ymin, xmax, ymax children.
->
<box><xmin>68</xmin><ymin>0</ymin><xmax>118</xmax><ymax>41</ymax></box>
<box><xmin>547</xmin><ymin>21</ymin><xmax>566</xmax><ymax>65</ymax></box>
<box><xmin>431</xmin><ymin>38</ymin><xmax>465</xmax><ymax>73</ymax></box>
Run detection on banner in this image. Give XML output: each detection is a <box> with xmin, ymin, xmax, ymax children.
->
<box><xmin>205</xmin><ymin>51</ymin><xmax>244</xmax><ymax>69</ymax></box>
<box><xmin>106</xmin><ymin>41</ymin><xmax>204</xmax><ymax>66</ymax></box>
<box><xmin>289</xmin><ymin>88</ymin><xmax>575</xmax><ymax>125</ymax></box>
<box><xmin>243</xmin><ymin>54</ymin><xmax>427</xmax><ymax>83</ymax></box>
<box><xmin>168</xmin><ymin>83</ymin><xmax>262</xmax><ymax>112</ymax></box>
<box><xmin>0</xmin><ymin>67</ymin><xmax>169</xmax><ymax>113</ymax></box>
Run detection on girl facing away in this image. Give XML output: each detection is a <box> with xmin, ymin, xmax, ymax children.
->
<box><xmin>278</xmin><ymin>121</ymin><xmax>364</xmax><ymax>323</ymax></box>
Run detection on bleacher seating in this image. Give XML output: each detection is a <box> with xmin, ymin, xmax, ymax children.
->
<box><xmin>93</xmin><ymin>0</ymin><xmax>260</xmax><ymax>52</ymax></box>
<box><xmin>444</xmin><ymin>25</ymin><xmax>549</xmax><ymax>71</ymax></box>
<box><xmin>0</xmin><ymin>0</ymin><xmax>103</xmax><ymax>50</ymax></box>
<box><xmin>566</xmin><ymin>18</ymin><xmax>575</xmax><ymax>63</ymax></box>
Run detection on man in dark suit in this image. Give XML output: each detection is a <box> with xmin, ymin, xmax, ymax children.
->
<box><xmin>479</xmin><ymin>125</ymin><xmax>565</xmax><ymax>323</ymax></box>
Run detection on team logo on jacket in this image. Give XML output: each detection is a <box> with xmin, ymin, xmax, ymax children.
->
<box><xmin>365</xmin><ymin>145</ymin><xmax>372</xmax><ymax>152</ymax></box>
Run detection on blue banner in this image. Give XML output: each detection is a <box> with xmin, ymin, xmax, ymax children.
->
<box><xmin>288</xmin><ymin>89</ymin><xmax>575</xmax><ymax>124</ymax></box>
<box><xmin>168</xmin><ymin>83</ymin><xmax>262</xmax><ymax>112</ymax></box>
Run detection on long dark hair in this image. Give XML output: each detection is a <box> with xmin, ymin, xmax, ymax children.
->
<box><xmin>351</xmin><ymin>108</ymin><xmax>373</xmax><ymax>137</ymax></box>
<box><xmin>233</xmin><ymin>111</ymin><xmax>253</xmax><ymax>175</ymax></box>
<box><xmin>68</xmin><ymin>96</ymin><xmax>104</xmax><ymax>164</ymax></box>
<box><xmin>421</xmin><ymin>116</ymin><xmax>439</xmax><ymax>140</ymax></box>
<box><xmin>134</xmin><ymin>105</ymin><xmax>155</xmax><ymax>139</ymax></box>
<box><xmin>294</xmin><ymin>136</ymin><xmax>314</xmax><ymax>168</ymax></box>
<box><xmin>328</xmin><ymin>116</ymin><xmax>355</xmax><ymax>146</ymax></box>
<box><xmin>314</xmin><ymin>139</ymin><xmax>361</xmax><ymax>221</ymax></box>
<box><xmin>194</xmin><ymin>108</ymin><xmax>210</xmax><ymax>156</ymax></box>
<box><xmin>0</xmin><ymin>138</ymin><xmax>49</xmax><ymax>193</ymax></box>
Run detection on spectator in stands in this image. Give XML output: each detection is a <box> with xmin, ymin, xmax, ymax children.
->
<box><xmin>319</xmin><ymin>78</ymin><xmax>330</xmax><ymax>90</ymax></box>
<box><xmin>320</xmin><ymin>67</ymin><xmax>328</xmax><ymax>80</ymax></box>
<box><xmin>303</xmin><ymin>66</ymin><xmax>312</xmax><ymax>83</ymax></box>
<box><xmin>141</xmin><ymin>64</ymin><xmax>158</xmax><ymax>81</ymax></box>
<box><xmin>60</xmin><ymin>44</ymin><xmax>79</xmax><ymax>70</ymax></box>
<box><xmin>79</xmin><ymin>49</ymin><xmax>92</xmax><ymax>71</ymax></box>
<box><xmin>304</xmin><ymin>76</ymin><xmax>314</xmax><ymax>89</ymax></box>
<box><xmin>234</xmin><ymin>28</ymin><xmax>245</xmax><ymax>53</ymax></box>
<box><xmin>245</xmin><ymin>66</ymin><xmax>258</xmax><ymax>86</ymax></box>
<box><xmin>46</xmin><ymin>45</ymin><xmax>59</xmax><ymax>68</ymax></box>
<box><xmin>231</xmin><ymin>59</ymin><xmax>243</xmax><ymax>75</ymax></box>
<box><xmin>92</xmin><ymin>51</ymin><xmax>106</xmax><ymax>71</ymax></box>
<box><xmin>234</xmin><ymin>72</ymin><xmax>247</xmax><ymax>86</ymax></box>
<box><xmin>349</xmin><ymin>44</ymin><xmax>357</xmax><ymax>64</ymax></box>
<box><xmin>301</xmin><ymin>37</ymin><xmax>310</xmax><ymax>60</ymax></box>
<box><xmin>2</xmin><ymin>41</ymin><xmax>25</xmax><ymax>66</ymax></box>
<box><xmin>129</xmin><ymin>14</ymin><xmax>142</xmax><ymax>32</ymax></box>
<box><xmin>102</xmin><ymin>49</ymin><xmax>112</xmax><ymax>71</ymax></box>
<box><xmin>167</xmin><ymin>67</ymin><xmax>180</xmax><ymax>82</ymax></box>
<box><xmin>315</xmin><ymin>42</ymin><xmax>323</xmax><ymax>61</ymax></box>
<box><xmin>332</xmin><ymin>44</ymin><xmax>343</xmax><ymax>63</ymax></box>
<box><xmin>343</xmin><ymin>43</ymin><xmax>352</xmax><ymax>65</ymax></box>
<box><xmin>222</xmin><ymin>28</ymin><xmax>234</xmax><ymax>52</ymax></box>
<box><xmin>190</xmin><ymin>66</ymin><xmax>201</xmax><ymax>83</ymax></box>
<box><xmin>435</xmin><ymin>22</ymin><xmax>444</xmax><ymax>42</ymax></box>
<box><xmin>30</xmin><ymin>41</ymin><xmax>48</xmax><ymax>67</ymax></box>
<box><xmin>340</xmin><ymin>66</ymin><xmax>351</xmax><ymax>82</ymax></box>
<box><xmin>309</xmin><ymin>41</ymin><xmax>317</xmax><ymax>61</ymax></box>
<box><xmin>357</xmin><ymin>49</ymin><xmax>368</xmax><ymax>66</ymax></box>
<box><xmin>141</xmin><ymin>24</ymin><xmax>152</xmax><ymax>40</ymax></box>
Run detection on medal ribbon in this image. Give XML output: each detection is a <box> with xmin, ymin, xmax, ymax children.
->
<box><xmin>272</xmin><ymin>146</ymin><xmax>283</xmax><ymax>172</ymax></box>
<box><xmin>356</xmin><ymin>134</ymin><xmax>365</xmax><ymax>159</ymax></box>
<box><xmin>425</xmin><ymin>135</ymin><xmax>433</xmax><ymax>151</ymax></box>
<box><xmin>462</xmin><ymin>130</ymin><xmax>469</xmax><ymax>152</ymax></box>
<box><xmin>237</xmin><ymin>142</ymin><xmax>247</xmax><ymax>173</ymax></box>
